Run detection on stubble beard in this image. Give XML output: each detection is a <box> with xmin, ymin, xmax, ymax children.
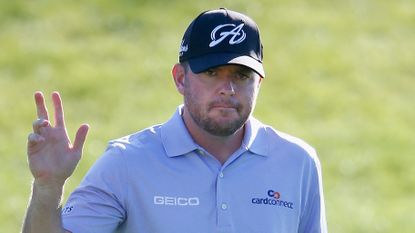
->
<box><xmin>184</xmin><ymin>91</ymin><xmax>253</xmax><ymax>137</ymax></box>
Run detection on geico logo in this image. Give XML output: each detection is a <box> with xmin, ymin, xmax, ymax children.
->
<box><xmin>153</xmin><ymin>196</ymin><xmax>200</xmax><ymax>206</ymax></box>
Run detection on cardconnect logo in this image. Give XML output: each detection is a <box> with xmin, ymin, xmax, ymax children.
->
<box><xmin>251</xmin><ymin>190</ymin><xmax>294</xmax><ymax>209</ymax></box>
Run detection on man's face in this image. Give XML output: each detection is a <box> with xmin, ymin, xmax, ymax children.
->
<box><xmin>182</xmin><ymin>64</ymin><xmax>262</xmax><ymax>136</ymax></box>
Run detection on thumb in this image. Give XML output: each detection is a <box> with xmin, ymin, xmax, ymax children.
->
<box><xmin>72</xmin><ymin>124</ymin><xmax>89</xmax><ymax>154</ymax></box>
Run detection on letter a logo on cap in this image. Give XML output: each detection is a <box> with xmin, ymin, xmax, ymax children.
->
<box><xmin>209</xmin><ymin>23</ymin><xmax>246</xmax><ymax>47</ymax></box>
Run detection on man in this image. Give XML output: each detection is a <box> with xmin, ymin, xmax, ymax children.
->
<box><xmin>23</xmin><ymin>8</ymin><xmax>327</xmax><ymax>233</ymax></box>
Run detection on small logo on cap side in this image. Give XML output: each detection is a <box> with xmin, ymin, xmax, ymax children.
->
<box><xmin>179</xmin><ymin>40</ymin><xmax>189</xmax><ymax>56</ymax></box>
<box><xmin>209</xmin><ymin>23</ymin><xmax>246</xmax><ymax>47</ymax></box>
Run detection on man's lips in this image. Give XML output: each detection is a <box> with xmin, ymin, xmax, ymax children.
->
<box><xmin>209</xmin><ymin>101</ymin><xmax>240</xmax><ymax>111</ymax></box>
<box><xmin>211</xmin><ymin>105</ymin><xmax>235</xmax><ymax>109</ymax></box>
<box><xmin>207</xmin><ymin>97</ymin><xmax>241</xmax><ymax>111</ymax></box>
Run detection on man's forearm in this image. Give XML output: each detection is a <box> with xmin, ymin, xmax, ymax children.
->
<box><xmin>22</xmin><ymin>181</ymin><xmax>67</xmax><ymax>233</ymax></box>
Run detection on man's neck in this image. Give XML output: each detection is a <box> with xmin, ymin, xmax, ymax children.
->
<box><xmin>182</xmin><ymin>111</ymin><xmax>245</xmax><ymax>165</ymax></box>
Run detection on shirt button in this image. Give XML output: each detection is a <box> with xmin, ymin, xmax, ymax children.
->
<box><xmin>219</xmin><ymin>172</ymin><xmax>224</xmax><ymax>178</ymax></box>
<box><xmin>221</xmin><ymin>203</ymin><xmax>228</xmax><ymax>210</ymax></box>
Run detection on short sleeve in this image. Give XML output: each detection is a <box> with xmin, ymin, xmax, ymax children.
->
<box><xmin>62</xmin><ymin>147</ymin><xmax>128</xmax><ymax>233</ymax></box>
<box><xmin>298</xmin><ymin>153</ymin><xmax>328</xmax><ymax>233</ymax></box>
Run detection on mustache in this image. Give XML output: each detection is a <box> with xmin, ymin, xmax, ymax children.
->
<box><xmin>208</xmin><ymin>99</ymin><xmax>241</xmax><ymax>109</ymax></box>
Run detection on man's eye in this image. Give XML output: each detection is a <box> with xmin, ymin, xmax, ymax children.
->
<box><xmin>205</xmin><ymin>69</ymin><xmax>217</xmax><ymax>76</ymax></box>
<box><xmin>236</xmin><ymin>72</ymin><xmax>251</xmax><ymax>80</ymax></box>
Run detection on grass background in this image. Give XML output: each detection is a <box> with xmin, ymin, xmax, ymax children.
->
<box><xmin>1</xmin><ymin>0</ymin><xmax>414</xmax><ymax>232</ymax></box>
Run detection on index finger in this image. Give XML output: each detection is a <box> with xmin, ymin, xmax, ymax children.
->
<box><xmin>34</xmin><ymin>91</ymin><xmax>49</xmax><ymax>120</ymax></box>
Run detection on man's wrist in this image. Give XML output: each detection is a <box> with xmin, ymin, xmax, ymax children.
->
<box><xmin>32</xmin><ymin>179</ymin><xmax>65</xmax><ymax>207</ymax></box>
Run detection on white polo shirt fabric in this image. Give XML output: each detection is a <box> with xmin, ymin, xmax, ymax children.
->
<box><xmin>62</xmin><ymin>106</ymin><xmax>327</xmax><ymax>233</ymax></box>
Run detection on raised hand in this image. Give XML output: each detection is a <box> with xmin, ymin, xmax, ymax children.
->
<box><xmin>27</xmin><ymin>91</ymin><xmax>89</xmax><ymax>187</ymax></box>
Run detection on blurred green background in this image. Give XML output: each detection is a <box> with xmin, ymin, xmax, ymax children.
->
<box><xmin>1</xmin><ymin>0</ymin><xmax>414</xmax><ymax>232</ymax></box>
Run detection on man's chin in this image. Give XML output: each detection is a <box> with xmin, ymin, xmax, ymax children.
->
<box><xmin>204</xmin><ymin>118</ymin><xmax>244</xmax><ymax>136</ymax></box>
<box><xmin>206</xmin><ymin>127</ymin><xmax>240</xmax><ymax>137</ymax></box>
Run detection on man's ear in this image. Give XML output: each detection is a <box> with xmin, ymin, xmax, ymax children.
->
<box><xmin>257</xmin><ymin>76</ymin><xmax>263</xmax><ymax>88</ymax></box>
<box><xmin>172</xmin><ymin>63</ymin><xmax>186</xmax><ymax>95</ymax></box>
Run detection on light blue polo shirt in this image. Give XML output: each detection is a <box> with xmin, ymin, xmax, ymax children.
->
<box><xmin>62</xmin><ymin>106</ymin><xmax>327</xmax><ymax>233</ymax></box>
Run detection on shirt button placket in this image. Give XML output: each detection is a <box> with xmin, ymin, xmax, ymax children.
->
<box><xmin>216</xmin><ymin>169</ymin><xmax>232</xmax><ymax>230</ymax></box>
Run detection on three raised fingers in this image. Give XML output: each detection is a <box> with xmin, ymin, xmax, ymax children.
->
<box><xmin>31</xmin><ymin>91</ymin><xmax>89</xmax><ymax>152</ymax></box>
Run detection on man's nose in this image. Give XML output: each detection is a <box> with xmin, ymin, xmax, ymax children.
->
<box><xmin>219</xmin><ymin>78</ymin><xmax>236</xmax><ymax>96</ymax></box>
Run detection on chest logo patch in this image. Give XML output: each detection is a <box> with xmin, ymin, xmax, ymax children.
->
<box><xmin>251</xmin><ymin>190</ymin><xmax>294</xmax><ymax>209</ymax></box>
<box><xmin>154</xmin><ymin>195</ymin><xmax>200</xmax><ymax>206</ymax></box>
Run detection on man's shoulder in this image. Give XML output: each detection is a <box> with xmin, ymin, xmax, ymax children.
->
<box><xmin>252</xmin><ymin>118</ymin><xmax>318</xmax><ymax>161</ymax></box>
<box><xmin>106</xmin><ymin>124</ymin><xmax>164</xmax><ymax>154</ymax></box>
<box><xmin>271</xmin><ymin>128</ymin><xmax>316</xmax><ymax>157</ymax></box>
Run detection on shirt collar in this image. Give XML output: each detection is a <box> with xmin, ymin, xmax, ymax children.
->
<box><xmin>243</xmin><ymin>116</ymin><xmax>270</xmax><ymax>157</ymax></box>
<box><xmin>161</xmin><ymin>105</ymin><xmax>199</xmax><ymax>157</ymax></box>
<box><xmin>161</xmin><ymin>105</ymin><xmax>270</xmax><ymax>158</ymax></box>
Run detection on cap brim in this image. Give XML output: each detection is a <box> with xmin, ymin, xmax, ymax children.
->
<box><xmin>187</xmin><ymin>53</ymin><xmax>265</xmax><ymax>78</ymax></box>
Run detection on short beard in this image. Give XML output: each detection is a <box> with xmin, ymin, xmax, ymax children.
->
<box><xmin>188</xmin><ymin>104</ymin><xmax>248</xmax><ymax>136</ymax></box>
<box><xmin>184</xmin><ymin>90</ymin><xmax>252</xmax><ymax>137</ymax></box>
